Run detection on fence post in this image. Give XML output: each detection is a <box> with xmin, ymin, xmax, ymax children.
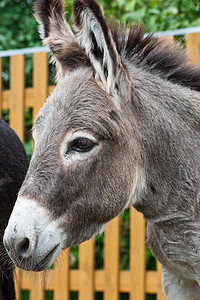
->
<box><xmin>130</xmin><ymin>208</ymin><xmax>146</xmax><ymax>300</ymax></box>
<box><xmin>186</xmin><ymin>33</ymin><xmax>200</xmax><ymax>63</ymax></box>
<box><xmin>104</xmin><ymin>217</ymin><xmax>120</xmax><ymax>300</ymax></box>
<box><xmin>28</xmin><ymin>273</ymin><xmax>45</xmax><ymax>300</ymax></box>
<box><xmin>157</xmin><ymin>262</ymin><xmax>166</xmax><ymax>300</ymax></box>
<box><xmin>33</xmin><ymin>52</ymin><xmax>48</xmax><ymax>122</ymax></box>
<box><xmin>13</xmin><ymin>269</ymin><xmax>22</xmax><ymax>300</ymax></box>
<box><xmin>159</xmin><ymin>35</ymin><xmax>174</xmax><ymax>45</ymax></box>
<box><xmin>53</xmin><ymin>249</ymin><xmax>70</xmax><ymax>300</ymax></box>
<box><xmin>79</xmin><ymin>239</ymin><xmax>95</xmax><ymax>300</ymax></box>
<box><xmin>10</xmin><ymin>55</ymin><xmax>25</xmax><ymax>142</ymax></box>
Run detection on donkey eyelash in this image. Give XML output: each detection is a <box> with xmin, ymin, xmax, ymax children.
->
<box><xmin>66</xmin><ymin>138</ymin><xmax>98</xmax><ymax>154</ymax></box>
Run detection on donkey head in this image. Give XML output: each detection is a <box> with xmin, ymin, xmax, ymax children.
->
<box><xmin>4</xmin><ymin>0</ymin><xmax>142</xmax><ymax>271</ymax></box>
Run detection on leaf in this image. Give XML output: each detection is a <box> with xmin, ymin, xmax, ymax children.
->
<box><xmin>165</xmin><ymin>6</ymin><xmax>179</xmax><ymax>15</ymax></box>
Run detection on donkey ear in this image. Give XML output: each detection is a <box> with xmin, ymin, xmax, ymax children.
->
<box><xmin>34</xmin><ymin>0</ymin><xmax>90</xmax><ymax>72</ymax></box>
<box><xmin>73</xmin><ymin>0</ymin><xmax>130</xmax><ymax>106</ymax></box>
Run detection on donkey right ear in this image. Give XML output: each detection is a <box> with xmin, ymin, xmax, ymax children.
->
<box><xmin>34</xmin><ymin>0</ymin><xmax>90</xmax><ymax>72</ymax></box>
<box><xmin>72</xmin><ymin>0</ymin><xmax>131</xmax><ymax>109</ymax></box>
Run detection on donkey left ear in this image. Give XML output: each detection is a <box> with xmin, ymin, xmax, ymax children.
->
<box><xmin>73</xmin><ymin>0</ymin><xmax>130</xmax><ymax>108</ymax></box>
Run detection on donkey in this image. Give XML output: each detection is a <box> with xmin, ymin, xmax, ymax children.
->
<box><xmin>3</xmin><ymin>0</ymin><xmax>200</xmax><ymax>298</ymax></box>
<box><xmin>0</xmin><ymin>118</ymin><xmax>28</xmax><ymax>300</ymax></box>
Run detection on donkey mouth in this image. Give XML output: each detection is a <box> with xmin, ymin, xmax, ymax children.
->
<box><xmin>33</xmin><ymin>244</ymin><xmax>60</xmax><ymax>272</ymax></box>
<box><xmin>13</xmin><ymin>243</ymin><xmax>62</xmax><ymax>272</ymax></box>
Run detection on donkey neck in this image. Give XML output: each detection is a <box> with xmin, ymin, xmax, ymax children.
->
<box><xmin>129</xmin><ymin>66</ymin><xmax>200</xmax><ymax>223</ymax></box>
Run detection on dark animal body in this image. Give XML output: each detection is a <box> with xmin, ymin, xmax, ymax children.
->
<box><xmin>0</xmin><ymin>119</ymin><xmax>28</xmax><ymax>300</ymax></box>
<box><xmin>3</xmin><ymin>0</ymin><xmax>200</xmax><ymax>299</ymax></box>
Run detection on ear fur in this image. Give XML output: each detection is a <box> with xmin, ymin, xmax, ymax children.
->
<box><xmin>34</xmin><ymin>0</ymin><xmax>90</xmax><ymax>71</ymax></box>
<box><xmin>73</xmin><ymin>0</ymin><xmax>130</xmax><ymax>107</ymax></box>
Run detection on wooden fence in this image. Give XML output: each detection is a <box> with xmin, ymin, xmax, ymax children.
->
<box><xmin>0</xmin><ymin>32</ymin><xmax>200</xmax><ymax>300</ymax></box>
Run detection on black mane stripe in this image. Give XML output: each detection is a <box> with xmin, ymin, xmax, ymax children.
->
<box><xmin>110</xmin><ymin>22</ymin><xmax>200</xmax><ymax>92</ymax></box>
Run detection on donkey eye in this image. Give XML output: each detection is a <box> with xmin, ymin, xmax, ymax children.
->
<box><xmin>68</xmin><ymin>138</ymin><xmax>96</xmax><ymax>153</ymax></box>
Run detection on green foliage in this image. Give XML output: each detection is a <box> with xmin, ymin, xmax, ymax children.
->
<box><xmin>1</xmin><ymin>0</ymin><xmax>200</xmax><ymax>52</ymax></box>
<box><xmin>120</xmin><ymin>209</ymin><xmax>130</xmax><ymax>270</ymax></box>
<box><xmin>98</xmin><ymin>0</ymin><xmax>200</xmax><ymax>31</ymax></box>
<box><xmin>0</xmin><ymin>0</ymin><xmax>41</xmax><ymax>51</ymax></box>
<box><xmin>24</xmin><ymin>108</ymin><xmax>33</xmax><ymax>160</ymax></box>
<box><xmin>21</xmin><ymin>290</ymin><xmax>29</xmax><ymax>300</ymax></box>
<box><xmin>146</xmin><ymin>247</ymin><xmax>156</xmax><ymax>270</ymax></box>
<box><xmin>70</xmin><ymin>245</ymin><xmax>79</xmax><ymax>269</ymax></box>
<box><xmin>65</xmin><ymin>0</ymin><xmax>200</xmax><ymax>31</ymax></box>
<box><xmin>95</xmin><ymin>234</ymin><xmax>104</xmax><ymax>269</ymax></box>
<box><xmin>45</xmin><ymin>290</ymin><xmax>53</xmax><ymax>300</ymax></box>
<box><xmin>70</xmin><ymin>291</ymin><xmax>78</xmax><ymax>300</ymax></box>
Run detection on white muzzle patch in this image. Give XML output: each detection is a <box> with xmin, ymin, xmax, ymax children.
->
<box><xmin>3</xmin><ymin>197</ymin><xmax>66</xmax><ymax>271</ymax></box>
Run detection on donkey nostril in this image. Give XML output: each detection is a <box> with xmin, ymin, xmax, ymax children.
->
<box><xmin>17</xmin><ymin>238</ymin><xmax>30</xmax><ymax>256</ymax></box>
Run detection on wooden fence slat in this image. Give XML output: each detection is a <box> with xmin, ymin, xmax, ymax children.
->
<box><xmin>186</xmin><ymin>33</ymin><xmax>200</xmax><ymax>63</ymax></box>
<box><xmin>20</xmin><ymin>271</ymin><xmax>45</xmax><ymax>300</ymax></box>
<box><xmin>0</xmin><ymin>57</ymin><xmax>2</xmax><ymax>117</ymax></box>
<box><xmin>16</xmin><ymin>268</ymin><xmax>166</xmax><ymax>295</ymax></box>
<box><xmin>1</xmin><ymin>86</ymin><xmax>55</xmax><ymax>111</ymax></box>
<box><xmin>13</xmin><ymin>269</ymin><xmax>21</xmax><ymax>300</ymax></box>
<box><xmin>159</xmin><ymin>35</ymin><xmax>175</xmax><ymax>45</ymax></box>
<box><xmin>130</xmin><ymin>208</ymin><xmax>146</xmax><ymax>300</ymax></box>
<box><xmin>68</xmin><ymin>269</ymin><xmax>165</xmax><ymax>294</ymax></box>
<box><xmin>10</xmin><ymin>55</ymin><xmax>25</xmax><ymax>142</ymax></box>
<box><xmin>53</xmin><ymin>249</ymin><xmax>70</xmax><ymax>300</ymax></box>
<box><xmin>79</xmin><ymin>238</ymin><xmax>94</xmax><ymax>300</ymax></box>
<box><xmin>156</xmin><ymin>262</ymin><xmax>166</xmax><ymax>300</ymax></box>
<box><xmin>29</xmin><ymin>273</ymin><xmax>45</xmax><ymax>300</ymax></box>
<box><xmin>104</xmin><ymin>217</ymin><xmax>120</xmax><ymax>300</ymax></box>
<box><xmin>33</xmin><ymin>52</ymin><xmax>48</xmax><ymax>122</ymax></box>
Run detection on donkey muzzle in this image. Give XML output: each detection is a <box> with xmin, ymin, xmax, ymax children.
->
<box><xmin>3</xmin><ymin>197</ymin><xmax>65</xmax><ymax>271</ymax></box>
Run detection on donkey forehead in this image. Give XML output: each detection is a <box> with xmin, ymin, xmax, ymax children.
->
<box><xmin>57</xmin><ymin>68</ymin><xmax>113</xmax><ymax>107</ymax></box>
<box><xmin>34</xmin><ymin>68</ymin><xmax>123</xmax><ymax>139</ymax></box>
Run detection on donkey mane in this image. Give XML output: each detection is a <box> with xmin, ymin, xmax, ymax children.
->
<box><xmin>110</xmin><ymin>23</ymin><xmax>200</xmax><ymax>92</ymax></box>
